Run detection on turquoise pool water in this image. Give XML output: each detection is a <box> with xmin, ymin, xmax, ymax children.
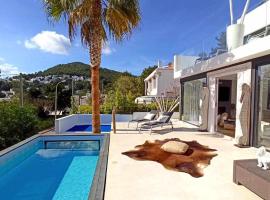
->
<box><xmin>67</xmin><ymin>124</ymin><xmax>111</xmax><ymax>132</ymax></box>
<box><xmin>0</xmin><ymin>141</ymin><xmax>99</xmax><ymax>200</ymax></box>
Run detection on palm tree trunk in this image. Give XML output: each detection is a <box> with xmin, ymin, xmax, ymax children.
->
<box><xmin>90</xmin><ymin>0</ymin><xmax>102</xmax><ymax>134</ymax></box>
<box><xmin>91</xmin><ymin>56</ymin><xmax>101</xmax><ymax>134</ymax></box>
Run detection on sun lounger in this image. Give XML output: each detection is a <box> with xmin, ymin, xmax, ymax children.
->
<box><xmin>139</xmin><ymin>112</ymin><xmax>174</xmax><ymax>134</ymax></box>
<box><xmin>128</xmin><ymin>110</ymin><xmax>158</xmax><ymax>129</ymax></box>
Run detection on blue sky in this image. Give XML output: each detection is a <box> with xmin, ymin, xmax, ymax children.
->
<box><xmin>0</xmin><ymin>0</ymin><xmax>262</xmax><ymax>76</ymax></box>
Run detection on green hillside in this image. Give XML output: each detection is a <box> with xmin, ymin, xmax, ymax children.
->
<box><xmin>37</xmin><ymin>62</ymin><xmax>124</xmax><ymax>82</ymax></box>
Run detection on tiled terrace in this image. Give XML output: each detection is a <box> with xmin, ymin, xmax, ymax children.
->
<box><xmin>105</xmin><ymin>120</ymin><xmax>262</xmax><ymax>200</ymax></box>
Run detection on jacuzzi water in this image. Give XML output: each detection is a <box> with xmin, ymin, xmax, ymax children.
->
<box><xmin>0</xmin><ymin>140</ymin><xmax>100</xmax><ymax>200</ymax></box>
<box><xmin>67</xmin><ymin>124</ymin><xmax>111</xmax><ymax>132</ymax></box>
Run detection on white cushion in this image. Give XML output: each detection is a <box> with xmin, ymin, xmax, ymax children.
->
<box><xmin>156</xmin><ymin>115</ymin><xmax>169</xmax><ymax>123</ymax></box>
<box><xmin>161</xmin><ymin>141</ymin><xmax>189</xmax><ymax>154</ymax></box>
<box><xmin>143</xmin><ymin>113</ymin><xmax>155</xmax><ymax>120</ymax></box>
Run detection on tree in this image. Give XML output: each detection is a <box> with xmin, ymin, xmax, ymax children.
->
<box><xmin>114</xmin><ymin>75</ymin><xmax>144</xmax><ymax>98</ymax></box>
<box><xmin>0</xmin><ymin>92</ymin><xmax>6</xmax><ymax>98</ymax></box>
<box><xmin>140</xmin><ymin>66</ymin><xmax>157</xmax><ymax>80</ymax></box>
<box><xmin>197</xmin><ymin>52</ymin><xmax>208</xmax><ymax>60</ymax></box>
<box><xmin>210</xmin><ymin>32</ymin><xmax>227</xmax><ymax>55</ymax></box>
<box><xmin>42</xmin><ymin>83</ymin><xmax>72</xmax><ymax>110</ymax></box>
<box><xmin>103</xmin><ymin>75</ymin><xmax>144</xmax><ymax>113</ymax></box>
<box><xmin>28</xmin><ymin>87</ymin><xmax>42</xmax><ymax>99</ymax></box>
<box><xmin>0</xmin><ymin>102</ymin><xmax>38</xmax><ymax>150</ymax></box>
<box><xmin>121</xmin><ymin>71</ymin><xmax>134</xmax><ymax>77</ymax></box>
<box><xmin>44</xmin><ymin>0</ymin><xmax>141</xmax><ymax>133</ymax></box>
<box><xmin>57</xmin><ymin>89</ymin><xmax>72</xmax><ymax>110</ymax></box>
<box><xmin>0</xmin><ymin>80</ymin><xmax>12</xmax><ymax>91</ymax></box>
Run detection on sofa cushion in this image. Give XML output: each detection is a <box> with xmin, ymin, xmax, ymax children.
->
<box><xmin>161</xmin><ymin>141</ymin><xmax>189</xmax><ymax>154</ymax></box>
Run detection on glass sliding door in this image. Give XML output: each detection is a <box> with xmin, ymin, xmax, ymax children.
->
<box><xmin>256</xmin><ymin>63</ymin><xmax>270</xmax><ymax>147</ymax></box>
<box><xmin>182</xmin><ymin>78</ymin><xmax>206</xmax><ymax>126</ymax></box>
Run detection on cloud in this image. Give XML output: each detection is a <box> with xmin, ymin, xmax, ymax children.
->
<box><xmin>24</xmin><ymin>31</ymin><xmax>71</xmax><ymax>55</ymax></box>
<box><xmin>0</xmin><ymin>58</ymin><xmax>20</xmax><ymax>75</ymax></box>
<box><xmin>102</xmin><ymin>43</ymin><xmax>115</xmax><ymax>55</ymax></box>
<box><xmin>0</xmin><ymin>64</ymin><xmax>20</xmax><ymax>75</ymax></box>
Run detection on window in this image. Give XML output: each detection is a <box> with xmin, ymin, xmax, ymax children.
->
<box><xmin>256</xmin><ymin>63</ymin><xmax>270</xmax><ymax>147</ymax></box>
<box><xmin>182</xmin><ymin>78</ymin><xmax>206</xmax><ymax>126</ymax></box>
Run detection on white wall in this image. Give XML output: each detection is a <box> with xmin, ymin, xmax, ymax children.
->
<box><xmin>145</xmin><ymin>68</ymin><xmax>178</xmax><ymax>97</ymax></box>
<box><xmin>231</xmin><ymin>79</ymin><xmax>237</xmax><ymax>104</ymax></box>
<box><xmin>55</xmin><ymin>114</ymin><xmax>78</xmax><ymax>134</ymax></box>
<box><xmin>157</xmin><ymin>69</ymin><xmax>176</xmax><ymax>96</ymax></box>
<box><xmin>207</xmin><ymin>76</ymin><xmax>217</xmax><ymax>133</ymax></box>
<box><xmin>237</xmin><ymin>1</ymin><xmax>270</xmax><ymax>36</ymax></box>
<box><xmin>175</xmin><ymin>35</ymin><xmax>270</xmax><ymax>79</ymax></box>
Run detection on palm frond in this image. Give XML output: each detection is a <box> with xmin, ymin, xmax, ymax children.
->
<box><xmin>44</xmin><ymin>0</ymin><xmax>78</xmax><ymax>21</ymax></box>
<box><xmin>103</xmin><ymin>0</ymin><xmax>141</xmax><ymax>42</ymax></box>
<box><xmin>68</xmin><ymin>3</ymin><xmax>91</xmax><ymax>41</ymax></box>
<box><xmin>44</xmin><ymin>0</ymin><xmax>141</xmax><ymax>46</ymax></box>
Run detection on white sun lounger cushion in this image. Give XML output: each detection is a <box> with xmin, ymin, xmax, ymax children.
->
<box><xmin>156</xmin><ymin>115</ymin><xmax>169</xmax><ymax>123</ymax></box>
<box><xmin>143</xmin><ymin>113</ymin><xmax>156</xmax><ymax>120</ymax></box>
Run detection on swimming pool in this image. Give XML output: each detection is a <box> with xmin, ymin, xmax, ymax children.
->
<box><xmin>67</xmin><ymin>124</ymin><xmax>111</xmax><ymax>133</ymax></box>
<box><xmin>0</xmin><ymin>135</ymin><xmax>109</xmax><ymax>200</ymax></box>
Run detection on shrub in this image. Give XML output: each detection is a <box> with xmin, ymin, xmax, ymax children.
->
<box><xmin>36</xmin><ymin>118</ymin><xmax>54</xmax><ymax>131</ymax></box>
<box><xmin>0</xmin><ymin>102</ymin><xmax>54</xmax><ymax>150</ymax></box>
<box><xmin>0</xmin><ymin>102</ymin><xmax>38</xmax><ymax>150</ymax></box>
<box><xmin>78</xmin><ymin>105</ymin><xmax>92</xmax><ymax>114</ymax></box>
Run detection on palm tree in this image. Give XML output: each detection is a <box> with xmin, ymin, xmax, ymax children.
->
<box><xmin>44</xmin><ymin>0</ymin><xmax>141</xmax><ymax>133</ymax></box>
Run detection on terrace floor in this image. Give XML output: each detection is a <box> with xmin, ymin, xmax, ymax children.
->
<box><xmin>105</xmin><ymin>120</ymin><xmax>262</xmax><ymax>200</ymax></box>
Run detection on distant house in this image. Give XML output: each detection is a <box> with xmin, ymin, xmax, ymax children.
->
<box><xmin>62</xmin><ymin>74</ymin><xmax>70</xmax><ymax>79</ymax></box>
<box><xmin>79</xmin><ymin>93</ymin><xmax>91</xmax><ymax>105</ymax></box>
<box><xmin>0</xmin><ymin>89</ymin><xmax>15</xmax><ymax>101</ymax></box>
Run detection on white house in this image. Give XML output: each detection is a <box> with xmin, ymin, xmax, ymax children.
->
<box><xmin>144</xmin><ymin>63</ymin><xmax>178</xmax><ymax>97</ymax></box>
<box><xmin>144</xmin><ymin>58</ymin><xmax>198</xmax><ymax>97</ymax></box>
<box><xmin>174</xmin><ymin>1</ymin><xmax>270</xmax><ymax>148</ymax></box>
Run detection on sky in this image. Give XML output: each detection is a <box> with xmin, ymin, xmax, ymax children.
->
<box><xmin>0</xmin><ymin>0</ymin><xmax>262</xmax><ymax>76</ymax></box>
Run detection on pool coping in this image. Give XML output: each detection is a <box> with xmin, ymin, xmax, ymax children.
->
<box><xmin>89</xmin><ymin>134</ymin><xmax>110</xmax><ymax>200</ymax></box>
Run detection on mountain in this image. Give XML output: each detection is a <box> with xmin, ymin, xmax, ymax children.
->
<box><xmin>25</xmin><ymin>62</ymin><xmax>131</xmax><ymax>85</ymax></box>
<box><xmin>41</xmin><ymin>62</ymin><xmax>124</xmax><ymax>79</ymax></box>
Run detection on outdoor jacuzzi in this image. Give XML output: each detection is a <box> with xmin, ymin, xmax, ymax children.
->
<box><xmin>0</xmin><ymin>134</ymin><xmax>109</xmax><ymax>200</ymax></box>
<box><xmin>67</xmin><ymin>124</ymin><xmax>112</xmax><ymax>133</ymax></box>
<box><xmin>55</xmin><ymin>114</ymin><xmax>132</xmax><ymax>134</ymax></box>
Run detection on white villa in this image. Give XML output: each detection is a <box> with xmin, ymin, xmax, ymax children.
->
<box><xmin>138</xmin><ymin>57</ymin><xmax>197</xmax><ymax>104</ymax></box>
<box><xmin>144</xmin><ymin>62</ymin><xmax>177</xmax><ymax>97</ymax></box>
<box><xmin>174</xmin><ymin>1</ymin><xmax>270</xmax><ymax>148</ymax></box>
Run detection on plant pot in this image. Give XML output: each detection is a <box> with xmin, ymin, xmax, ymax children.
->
<box><xmin>226</xmin><ymin>24</ymin><xmax>245</xmax><ymax>51</ymax></box>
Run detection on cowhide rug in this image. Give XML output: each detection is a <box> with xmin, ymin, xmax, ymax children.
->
<box><xmin>122</xmin><ymin>138</ymin><xmax>217</xmax><ymax>178</ymax></box>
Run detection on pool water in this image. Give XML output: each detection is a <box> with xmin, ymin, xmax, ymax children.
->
<box><xmin>67</xmin><ymin>124</ymin><xmax>111</xmax><ymax>132</ymax></box>
<box><xmin>0</xmin><ymin>149</ymin><xmax>98</xmax><ymax>200</ymax></box>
